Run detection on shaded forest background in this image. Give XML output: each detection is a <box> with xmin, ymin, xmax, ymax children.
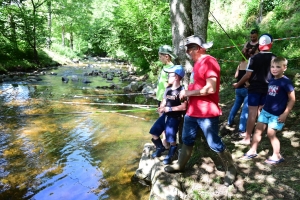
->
<box><xmin>1</xmin><ymin>0</ymin><xmax>300</xmax><ymax>80</ymax></box>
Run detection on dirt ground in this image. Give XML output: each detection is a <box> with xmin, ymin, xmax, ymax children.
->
<box><xmin>178</xmin><ymin>73</ymin><xmax>300</xmax><ymax>199</ymax></box>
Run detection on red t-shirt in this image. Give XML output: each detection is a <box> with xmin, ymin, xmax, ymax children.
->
<box><xmin>187</xmin><ymin>55</ymin><xmax>222</xmax><ymax>117</ymax></box>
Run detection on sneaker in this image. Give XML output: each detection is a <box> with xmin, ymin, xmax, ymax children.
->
<box><xmin>225</xmin><ymin>124</ymin><xmax>235</xmax><ymax>131</ymax></box>
<box><xmin>238</xmin><ymin>131</ymin><xmax>246</xmax><ymax>138</ymax></box>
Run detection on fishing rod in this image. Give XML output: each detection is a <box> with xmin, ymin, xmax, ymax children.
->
<box><xmin>73</xmin><ymin>92</ymin><xmax>154</xmax><ymax>98</ymax></box>
<box><xmin>59</xmin><ymin>101</ymin><xmax>157</xmax><ymax>108</ymax></box>
<box><xmin>0</xmin><ymin>108</ymin><xmax>156</xmax><ymax>118</ymax></box>
<box><xmin>209</xmin><ymin>11</ymin><xmax>247</xmax><ymax>60</ymax></box>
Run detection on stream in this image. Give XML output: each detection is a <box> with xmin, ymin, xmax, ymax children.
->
<box><xmin>0</xmin><ymin>63</ymin><xmax>157</xmax><ymax>199</ymax></box>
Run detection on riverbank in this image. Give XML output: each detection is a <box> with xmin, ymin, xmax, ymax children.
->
<box><xmin>135</xmin><ymin>71</ymin><xmax>300</xmax><ymax>199</ymax></box>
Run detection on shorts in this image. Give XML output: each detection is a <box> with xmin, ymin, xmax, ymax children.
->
<box><xmin>149</xmin><ymin>113</ymin><xmax>181</xmax><ymax>143</ymax></box>
<box><xmin>257</xmin><ymin>109</ymin><xmax>284</xmax><ymax>131</ymax></box>
<box><xmin>248</xmin><ymin>93</ymin><xmax>266</xmax><ymax>106</ymax></box>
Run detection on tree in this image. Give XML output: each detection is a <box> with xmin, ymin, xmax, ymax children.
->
<box><xmin>170</xmin><ymin>0</ymin><xmax>210</xmax><ymax>85</ymax></box>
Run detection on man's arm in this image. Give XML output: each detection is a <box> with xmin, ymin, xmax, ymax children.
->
<box><xmin>278</xmin><ymin>90</ymin><xmax>296</xmax><ymax>122</ymax></box>
<box><xmin>233</xmin><ymin>71</ymin><xmax>252</xmax><ymax>89</ymax></box>
<box><xmin>242</xmin><ymin>42</ymin><xmax>248</xmax><ymax>54</ymax></box>
<box><xmin>180</xmin><ymin>77</ymin><xmax>217</xmax><ymax>98</ymax></box>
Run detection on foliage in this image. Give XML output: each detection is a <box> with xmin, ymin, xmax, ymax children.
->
<box><xmin>242</xmin><ymin>0</ymin><xmax>260</xmax><ymax>27</ymax></box>
<box><xmin>0</xmin><ymin>0</ymin><xmax>300</xmax><ymax>75</ymax></box>
<box><xmin>262</xmin><ymin>0</ymin><xmax>283</xmax><ymax>13</ymax></box>
<box><xmin>111</xmin><ymin>0</ymin><xmax>172</xmax><ymax>72</ymax></box>
<box><xmin>51</xmin><ymin>43</ymin><xmax>79</xmax><ymax>59</ymax></box>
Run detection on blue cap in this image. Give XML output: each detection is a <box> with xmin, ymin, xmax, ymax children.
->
<box><xmin>164</xmin><ymin>65</ymin><xmax>185</xmax><ymax>78</ymax></box>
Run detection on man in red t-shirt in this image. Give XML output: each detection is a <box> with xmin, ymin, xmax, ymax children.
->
<box><xmin>164</xmin><ymin>35</ymin><xmax>236</xmax><ymax>186</ymax></box>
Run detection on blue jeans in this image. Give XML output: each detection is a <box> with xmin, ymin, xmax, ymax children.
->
<box><xmin>182</xmin><ymin>115</ymin><xmax>225</xmax><ymax>153</ymax></box>
<box><xmin>227</xmin><ymin>88</ymin><xmax>248</xmax><ymax>132</ymax></box>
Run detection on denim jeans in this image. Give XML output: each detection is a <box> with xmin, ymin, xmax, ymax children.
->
<box><xmin>227</xmin><ymin>88</ymin><xmax>248</xmax><ymax>132</ymax></box>
<box><xmin>182</xmin><ymin>115</ymin><xmax>225</xmax><ymax>153</ymax></box>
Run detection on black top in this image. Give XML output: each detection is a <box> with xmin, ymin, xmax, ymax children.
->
<box><xmin>236</xmin><ymin>69</ymin><xmax>246</xmax><ymax>89</ymax></box>
<box><xmin>164</xmin><ymin>85</ymin><xmax>184</xmax><ymax>117</ymax></box>
<box><xmin>245</xmin><ymin>42</ymin><xmax>259</xmax><ymax>58</ymax></box>
<box><xmin>247</xmin><ymin>52</ymin><xmax>276</xmax><ymax>94</ymax></box>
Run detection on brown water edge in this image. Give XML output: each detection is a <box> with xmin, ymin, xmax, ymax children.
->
<box><xmin>0</xmin><ymin>85</ymin><xmax>156</xmax><ymax>199</ymax></box>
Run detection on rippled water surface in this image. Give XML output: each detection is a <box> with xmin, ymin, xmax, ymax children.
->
<box><xmin>0</xmin><ymin>64</ymin><xmax>157</xmax><ymax>199</ymax></box>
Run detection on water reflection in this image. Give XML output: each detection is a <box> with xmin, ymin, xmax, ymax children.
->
<box><xmin>0</xmin><ymin>65</ymin><xmax>156</xmax><ymax>199</ymax></box>
<box><xmin>31</xmin><ymin>118</ymin><xmax>107</xmax><ymax>200</ymax></box>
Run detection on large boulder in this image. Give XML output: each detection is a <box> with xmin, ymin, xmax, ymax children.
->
<box><xmin>134</xmin><ymin>143</ymin><xmax>187</xmax><ymax>200</ymax></box>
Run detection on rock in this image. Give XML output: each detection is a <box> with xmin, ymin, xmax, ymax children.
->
<box><xmin>62</xmin><ymin>76</ymin><xmax>69</xmax><ymax>83</ymax></box>
<box><xmin>82</xmin><ymin>78</ymin><xmax>92</xmax><ymax>84</ymax></box>
<box><xmin>107</xmin><ymin>74</ymin><xmax>113</xmax><ymax>81</ymax></box>
<box><xmin>142</xmin><ymin>86</ymin><xmax>155</xmax><ymax>95</ymax></box>
<box><xmin>71</xmin><ymin>75</ymin><xmax>79</xmax><ymax>81</ymax></box>
<box><xmin>129</xmin><ymin>81</ymin><xmax>139</xmax><ymax>91</ymax></box>
<box><xmin>134</xmin><ymin>143</ymin><xmax>187</xmax><ymax>200</ymax></box>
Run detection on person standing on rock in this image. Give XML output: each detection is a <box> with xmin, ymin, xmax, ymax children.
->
<box><xmin>150</xmin><ymin>65</ymin><xmax>187</xmax><ymax>165</ymax></box>
<box><xmin>156</xmin><ymin>45</ymin><xmax>176</xmax><ymax>149</ymax></box>
<box><xmin>164</xmin><ymin>35</ymin><xmax>237</xmax><ymax>186</ymax></box>
<box><xmin>242</xmin><ymin>29</ymin><xmax>259</xmax><ymax>58</ymax></box>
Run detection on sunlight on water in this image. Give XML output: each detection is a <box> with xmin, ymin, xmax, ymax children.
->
<box><xmin>0</xmin><ymin>65</ymin><xmax>156</xmax><ymax>200</ymax></box>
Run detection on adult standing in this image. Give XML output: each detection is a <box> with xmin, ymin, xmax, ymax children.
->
<box><xmin>242</xmin><ymin>29</ymin><xmax>259</xmax><ymax>58</ymax></box>
<box><xmin>164</xmin><ymin>35</ymin><xmax>236</xmax><ymax>186</ymax></box>
<box><xmin>227</xmin><ymin>52</ymin><xmax>250</xmax><ymax>136</ymax></box>
<box><xmin>156</xmin><ymin>45</ymin><xmax>176</xmax><ymax>149</ymax></box>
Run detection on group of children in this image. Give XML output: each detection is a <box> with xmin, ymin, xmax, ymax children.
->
<box><xmin>150</xmin><ymin>33</ymin><xmax>295</xmax><ymax>167</ymax></box>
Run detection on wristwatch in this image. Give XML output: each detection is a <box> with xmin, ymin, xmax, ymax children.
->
<box><xmin>168</xmin><ymin>107</ymin><xmax>172</xmax><ymax>112</ymax></box>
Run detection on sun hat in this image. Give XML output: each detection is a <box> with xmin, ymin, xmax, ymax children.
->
<box><xmin>163</xmin><ymin>65</ymin><xmax>185</xmax><ymax>78</ymax></box>
<box><xmin>185</xmin><ymin>35</ymin><xmax>213</xmax><ymax>49</ymax></box>
<box><xmin>259</xmin><ymin>34</ymin><xmax>273</xmax><ymax>51</ymax></box>
<box><xmin>158</xmin><ymin>45</ymin><xmax>176</xmax><ymax>59</ymax></box>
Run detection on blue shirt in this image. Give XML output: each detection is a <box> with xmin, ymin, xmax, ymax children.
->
<box><xmin>263</xmin><ymin>76</ymin><xmax>294</xmax><ymax>116</ymax></box>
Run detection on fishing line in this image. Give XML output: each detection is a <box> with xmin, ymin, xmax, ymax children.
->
<box><xmin>209</xmin><ymin>11</ymin><xmax>247</xmax><ymax>60</ymax></box>
<box><xmin>58</xmin><ymin>101</ymin><xmax>157</xmax><ymax>108</ymax></box>
<box><xmin>73</xmin><ymin>92</ymin><xmax>154</xmax><ymax>98</ymax></box>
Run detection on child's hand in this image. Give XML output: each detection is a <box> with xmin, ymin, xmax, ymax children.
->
<box><xmin>157</xmin><ymin>107</ymin><xmax>164</xmax><ymax>113</ymax></box>
<box><xmin>278</xmin><ymin>113</ymin><xmax>288</xmax><ymax>123</ymax></box>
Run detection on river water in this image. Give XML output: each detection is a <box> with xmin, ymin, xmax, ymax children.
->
<box><xmin>0</xmin><ymin>64</ymin><xmax>157</xmax><ymax>199</ymax></box>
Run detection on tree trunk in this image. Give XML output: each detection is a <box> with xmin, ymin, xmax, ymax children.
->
<box><xmin>47</xmin><ymin>0</ymin><xmax>52</xmax><ymax>49</ymax></box>
<box><xmin>62</xmin><ymin>26</ymin><xmax>65</xmax><ymax>47</ymax></box>
<box><xmin>9</xmin><ymin>14</ymin><xmax>18</xmax><ymax>50</ymax></box>
<box><xmin>170</xmin><ymin>0</ymin><xmax>210</xmax><ymax>86</ymax></box>
<box><xmin>70</xmin><ymin>31</ymin><xmax>73</xmax><ymax>50</ymax></box>
<box><xmin>170</xmin><ymin>0</ymin><xmax>193</xmax><ymax>87</ymax></box>
<box><xmin>191</xmin><ymin>0</ymin><xmax>210</xmax><ymax>40</ymax></box>
<box><xmin>32</xmin><ymin>7</ymin><xmax>39</xmax><ymax>64</ymax></box>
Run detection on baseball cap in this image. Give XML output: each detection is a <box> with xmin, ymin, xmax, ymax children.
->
<box><xmin>158</xmin><ymin>45</ymin><xmax>176</xmax><ymax>59</ymax></box>
<box><xmin>185</xmin><ymin>35</ymin><xmax>213</xmax><ymax>49</ymax></box>
<box><xmin>259</xmin><ymin>34</ymin><xmax>273</xmax><ymax>51</ymax></box>
<box><xmin>164</xmin><ymin>65</ymin><xmax>185</xmax><ymax>78</ymax></box>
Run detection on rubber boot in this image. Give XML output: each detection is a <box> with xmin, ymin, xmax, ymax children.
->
<box><xmin>151</xmin><ymin>138</ymin><xmax>166</xmax><ymax>158</ymax></box>
<box><xmin>164</xmin><ymin>144</ymin><xmax>193</xmax><ymax>173</ymax></box>
<box><xmin>163</xmin><ymin>145</ymin><xmax>177</xmax><ymax>165</ymax></box>
<box><xmin>218</xmin><ymin>149</ymin><xmax>237</xmax><ymax>186</ymax></box>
